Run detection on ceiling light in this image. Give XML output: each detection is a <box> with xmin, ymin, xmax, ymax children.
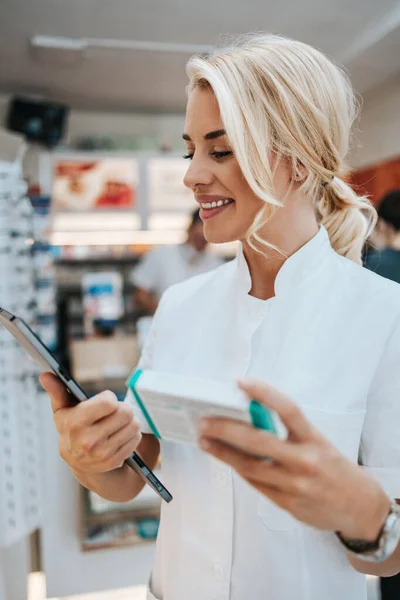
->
<box><xmin>30</xmin><ymin>36</ymin><xmax>87</xmax><ymax>67</ymax></box>
<box><xmin>30</xmin><ymin>35</ymin><xmax>214</xmax><ymax>56</ymax></box>
<box><xmin>31</xmin><ymin>36</ymin><xmax>88</xmax><ymax>52</ymax></box>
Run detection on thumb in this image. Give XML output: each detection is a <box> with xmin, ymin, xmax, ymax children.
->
<box><xmin>238</xmin><ymin>378</ymin><xmax>316</xmax><ymax>442</ymax></box>
<box><xmin>39</xmin><ymin>372</ymin><xmax>74</xmax><ymax>415</ymax></box>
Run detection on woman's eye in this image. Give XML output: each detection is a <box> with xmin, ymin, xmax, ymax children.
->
<box><xmin>211</xmin><ymin>150</ymin><xmax>233</xmax><ymax>159</ymax></box>
<box><xmin>182</xmin><ymin>150</ymin><xmax>233</xmax><ymax>161</ymax></box>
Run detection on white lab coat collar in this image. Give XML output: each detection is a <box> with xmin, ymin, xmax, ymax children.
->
<box><xmin>235</xmin><ymin>225</ymin><xmax>334</xmax><ymax>297</ymax></box>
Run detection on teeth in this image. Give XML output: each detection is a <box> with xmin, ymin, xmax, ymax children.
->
<box><xmin>200</xmin><ymin>198</ymin><xmax>233</xmax><ymax>209</ymax></box>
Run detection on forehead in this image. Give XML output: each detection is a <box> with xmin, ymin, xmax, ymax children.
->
<box><xmin>184</xmin><ymin>87</ymin><xmax>224</xmax><ymax>138</ymax></box>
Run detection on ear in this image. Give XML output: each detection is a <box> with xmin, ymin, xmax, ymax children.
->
<box><xmin>292</xmin><ymin>161</ymin><xmax>308</xmax><ymax>184</ymax></box>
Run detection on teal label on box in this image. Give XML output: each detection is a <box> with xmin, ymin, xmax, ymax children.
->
<box><xmin>249</xmin><ymin>400</ymin><xmax>277</xmax><ymax>434</ymax></box>
<box><xmin>127</xmin><ymin>369</ymin><xmax>161</xmax><ymax>439</ymax></box>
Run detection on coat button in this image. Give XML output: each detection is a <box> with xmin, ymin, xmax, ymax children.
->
<box><xmin>217</xmin><ymin>470</ymin><xmax>228</xmax><ymax>486</ymax></box>
<box><xmin>213</xmin><ymin>565</ymin><xmax>224</xmax><ymax>580</ymax></box>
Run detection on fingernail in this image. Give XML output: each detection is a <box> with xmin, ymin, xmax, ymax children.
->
<box><xmin>199</xmin><ymin>438</ymin><xmax>211</xmax><ymax>450</ymax></box>
<box><xmin>237</xmin><ymin>379</ymin><xmax>249</xmax><ymax>388</ymax></box>
<box><xmin>238</xmin><ymin>377</ymin><xmax>255</xmax><ymax>385</ymax></box>
<box><xmin>198</xmin><ymin>419</ymin><xmax>208</xmax><ymax>434</ymax></box>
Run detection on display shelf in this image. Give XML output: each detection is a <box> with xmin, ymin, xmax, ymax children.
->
<box><xmin>81</xmin><ymin>485</ymin><xmax>160</xmax><ymax>553</ymax></box>
<box><xmin>0</xmin><ymin>156</ymin><xmax>44</xmax><ymax>549</ymax></box>
<box><xmin>86</xmin><ymin>506</ymin><xmax>159</xmax><ymax>526</ymax></box>
<box><xmin>57</xmin><ymin>283</ymin><xmax>136</xmax><ymax>296</ymax></box>
<box><xmin>56</xmin><ymin>256</ymin><xmax>140</xmax><ymax>267</ymax></box>
<box><xmin>66</xmin><ymin>312</ymin><xmax>137</xmax><ymax>326</ymax></box>
<box><xmin>81</xmin><ymin>534</ymin><xmax>155</xmax><ymax>553</ymax></box>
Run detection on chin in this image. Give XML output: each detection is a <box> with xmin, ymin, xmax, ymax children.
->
<box><xmin>203</xmin><ymin>222</ymin><xmax>241</xmax><ymax>244</ymax></box>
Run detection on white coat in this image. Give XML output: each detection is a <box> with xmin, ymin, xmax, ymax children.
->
<box><xmin>127</xmin><ymin>227</ymin><xmax>400</xmax><ymax>600</ymax></box>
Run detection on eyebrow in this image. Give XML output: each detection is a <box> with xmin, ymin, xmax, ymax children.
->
<box><xmin>182</xmin><ymin>129</ymin><xmax>226</xmax><ymax>142</ymax></box>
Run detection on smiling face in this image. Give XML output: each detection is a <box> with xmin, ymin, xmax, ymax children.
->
<box><xmin>183</xmin><ymin>86</ymin><xmax>295</xmax><ymax>245</ymax></box>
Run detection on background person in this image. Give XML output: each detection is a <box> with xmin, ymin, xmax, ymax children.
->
<box><xmin>131</xmin><ymin>208</ymin><xmax>223</xmax><ymax>315</ymax></box>
<box><xmin>364</xmin><ymin>189</ymin><xmax>400</xmax><ymax>283</ymax></box>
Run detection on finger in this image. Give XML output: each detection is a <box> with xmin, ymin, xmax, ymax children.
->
<box><xmin>40</xmin><ymin>372</ymin><xmax>74</xmax><ymax>415</ymax></box>
<box><xmin>90</xmin><ymin>422</ymin><xmax>141</xmax><ymax>465</ymax></box>
<box><xmin>238</xmin><ymin>379</ymin><xmax>319</xmax><ymax>441</ymax></box>
<box><xmin>108</xmin><ymin>422</ymin><xmax>142</xmax><ymax>456</ymax></box>
<box><xmin>200</xmin><ymin>417</ymin><xmax>305</xmax><ymax>468</ymax></box>
<box><xmin>113</xmin><ymin>436</ymin><xmax>142</xmax><ymax>469</ymax></box>
<box><xmin>250</xmin><ymin>480</ymin><xmax>297</xmax><ymax>514</ymax></box>
<box><xmin>77</xmin><ymin>391</ymin><xmax>120</xmax><ymax>428</ymax></box>
<box><xmin>90</xmin><ymin>403</ymin><xmax>135</xmax><ymax>442</ymax></box>
<box><xmin>200</xmin><ymin>437</ymin><xmax>301</xmax><ymax>494</ymax></box>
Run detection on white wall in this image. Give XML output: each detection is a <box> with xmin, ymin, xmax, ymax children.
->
<box><xmin>351</xmin><ymin>74</ymin><xmax>400</xmax><ymax>168</ymax></box>
<box><xmin>0</xmin><ymin>539</ymin><xmax>30</xmax><ymax>600</ymax></box>
<box><xmin>0</xmin><ymin>94</ymin><xmax>185</xmax><ymax>183</ymax></box>
<box><xmin>67</xmin><ymin>110</ymin><xmax>185</xmax><ymax>149</ymax></box>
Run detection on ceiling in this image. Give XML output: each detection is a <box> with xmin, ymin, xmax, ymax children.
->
<box><xmin>1</xmin><ymin>0</ymin><xmax>400</xmax><ymax>113</ymax></box>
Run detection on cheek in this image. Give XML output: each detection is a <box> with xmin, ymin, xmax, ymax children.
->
<box><xmin>228</xmin><ymin>163</ymin><xmax>261</xmax><ymax>210</ymax></box>
<box><xmin>235</xmin><ymin>181</ymin><xmax>264</xmax><ymax>220</ymax></box>
<box><xmin>215</xmin><ymin>162</ymin><xmax>264</xmax><ymax>233</ymax></box>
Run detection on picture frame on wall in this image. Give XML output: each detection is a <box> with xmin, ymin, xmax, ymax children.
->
<box><xmin>52</xmin><ymin>157</ymin><xmax>139</xmax><ymax>212</ymax></box>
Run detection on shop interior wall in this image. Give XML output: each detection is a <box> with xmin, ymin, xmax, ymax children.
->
<box><xmin>351</xmin><ymin>73</ymin><xmax>400</xmax><ymax>170</ymax></box>
<box><xmin>351</xmin><ymin>155</ymin><xmax>400</xmax><ymax>205</ymax></box>
<box><xmin>0</xmin><ymin>93</ymin><xmax>185</xmax><ymax>184</ymax></box>
<box><xmin>349</xmin><ymin>73</ymin><xmax>400</xmax><ymax>204</ymax></box>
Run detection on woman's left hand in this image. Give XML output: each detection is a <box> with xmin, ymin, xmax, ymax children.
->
<box><xmin>198</xmin><ymin>379</ymin><xmax>390</xmax><ymax>542</ymax></box>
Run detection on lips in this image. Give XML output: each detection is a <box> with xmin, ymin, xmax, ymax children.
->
<box><xmin>195</xmin><ymin>195</ymin><xmax>235</xmax><ymax>209</ymax></box>
<box><xmin>198</xmin><ymin>199</ymin><xmax>234</xmax><ymax>221</ymax></box>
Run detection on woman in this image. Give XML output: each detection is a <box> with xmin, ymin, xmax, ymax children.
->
<box><xmin>42</xmin><ymin>34</ymin><xmax>400</xmax><ymax>600</ymax></box>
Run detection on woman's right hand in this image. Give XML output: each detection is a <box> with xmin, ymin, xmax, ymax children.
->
<box><xmin>40</xmin><ymin>372</ymin><xmax>142</xmax><ymax>474</ymax></box>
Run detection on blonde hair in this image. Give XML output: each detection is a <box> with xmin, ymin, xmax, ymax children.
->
<box><xmin>186</xmin><ymin>34</ymin><xmax>376</xmax><ymax>264</ymax></box>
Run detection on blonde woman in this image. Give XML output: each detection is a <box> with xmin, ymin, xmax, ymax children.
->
<box><xmin>42</xmin><ymin>35</ymin><xmax>400</xmax><ymax>600</ymax></box>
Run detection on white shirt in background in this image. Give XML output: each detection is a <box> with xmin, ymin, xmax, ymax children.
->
<box><xmin>127</xmin><ymin>226</ymin><xmax>400</xmax><ymax>600</ymax></box>
<box><xmin>130</xmin><ymin>243</ymin><xmax>224</xmax><ymax>299</ymax></box>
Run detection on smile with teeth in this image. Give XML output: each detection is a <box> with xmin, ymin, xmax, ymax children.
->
<box><xmin>200</xmin><ymin>198</ymin><xmax>234</xmax><ymax>209</ymax></box>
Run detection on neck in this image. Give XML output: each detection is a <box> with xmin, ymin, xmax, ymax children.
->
<box><xmin>185</xmin><ymin>240</ymin><xmax>203</xmax><ymax>253</ymax></box>
<box><xmin>242</xmin><ymin>214</ymin><xmax>319</xmax><ymax>300</ymax></box>
<box><xmin>389</xmin><ymin>232</ymin><xmax>400</xmax><ymax>251</ymax></box>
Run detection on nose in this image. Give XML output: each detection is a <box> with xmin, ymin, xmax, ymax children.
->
<box><xmin>183</xmin><ymin>154</ymin><xmax>214</xmax><ymax>190</ymax></box>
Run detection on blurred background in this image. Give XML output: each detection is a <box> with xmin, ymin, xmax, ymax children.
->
<box><xmin>0</xmin><ymin>1</ymin><xmax>400</xmax><ymax>599</ymax></box>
